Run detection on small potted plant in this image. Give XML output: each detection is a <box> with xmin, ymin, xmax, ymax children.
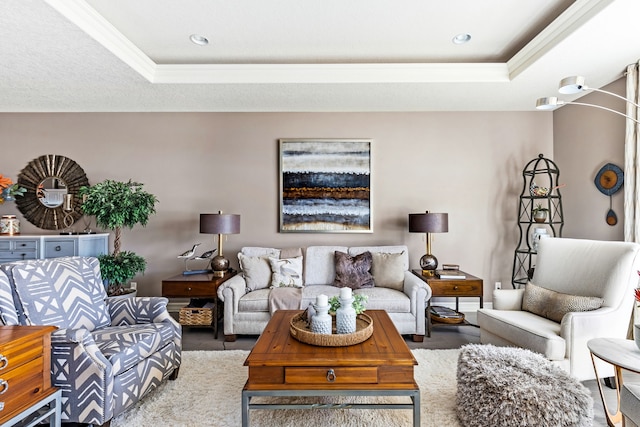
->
<box><xmin>328</xmin><ymin>293</ymin><xmax>368</xmax><ymax>315</ymax></box>
<box><xmin>532</xmin><ymin>204</ymin><xmax>549</xmax><ymax>223</ymax></box>
<box><xmin>80</xmin><ymin>179</ymin><xmax>158</xmax><ymax>297</ymax></box>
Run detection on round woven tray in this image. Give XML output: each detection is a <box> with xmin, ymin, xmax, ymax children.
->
<box><xmin>290</xmin><ymin>312</ymin><xmax>373</xmax><ymax>346</ymax></box>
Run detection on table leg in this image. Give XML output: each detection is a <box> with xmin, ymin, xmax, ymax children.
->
<box><xmin>412</xmin><ymin>389</ymin><xmax>421</xmax><ymax>427</ymax></box>
<box><xmin>426</xmin><ymin>299</ymin><xmax>432</xmax><ymax>338</ymax></box>
<box><xmin>212</xmin><ymin>298</ymin><xmax>218</xmax><ymax>339</ymax></box>
<box><xmin>242</xmin><ymin>390</ymin><xmax>250</xmax><ymax>427</ymax></box>
<box><xmin>590</xmin><ymin>352</ymin><xmax>624</xmax><ymax>426</ymax></box>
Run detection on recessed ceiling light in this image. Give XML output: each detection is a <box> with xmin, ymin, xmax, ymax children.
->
<box><xmin>452</xmin><ymin>33</ymin><xmax>471</xmax><ymax>45</ymax></box>
<box><xmin>190</xmin><ymin>34</ymin><xmax>209</xmax><ymax>46</ymax></box>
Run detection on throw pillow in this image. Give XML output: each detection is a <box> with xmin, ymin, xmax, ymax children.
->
<box><xmin>269</xmin><ymin>256</ymin><xmax>304</xmax><ymax>288</ymax></box>
<box><xmin>371</xmin><ymin>251</ymin><xmax>405</xmax><ymax>291</ymax></box>
<box><xmin>333</xmin><ymin>251</ymin><xmax>374</xmax><ymax>290</ymax></box>
<box><xmin>522</xmin><ymin>281</ymin><xmax>604</xmax><ymax>323</ymax></box>
<box><xmin>238</xmin><ymin>253</ymin><xmax>272</xmax><ymax>291</ymax></box>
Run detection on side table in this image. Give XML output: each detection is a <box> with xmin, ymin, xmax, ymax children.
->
<box><xmin>162</xmin><ymin>270</ymin><xmax>237</xmax><ymax>339</ymax></box>
<box><xmin>411</xmin><ymin>270</ymin><xmax>483</xmax><ymax>337</ymax></box>
<box><xmin>588</xmin><ymin>337</ymin><xmax>640</xmax><ymax>427</ymax></box>
<box><xmin>0</xmin><ymin>325</ymin><xmax>61</xmax><ymax>427</ymax></box>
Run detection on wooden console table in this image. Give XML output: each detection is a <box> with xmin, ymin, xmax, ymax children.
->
<box><xmin>161</xmin><ymin>270</ymin><xmax>237</xmax><ymax>339</ymax></box>
<box><xmin>412</xmin><ymin>269</ymin><xmax>483</xmax><ymax>337</ymax></box>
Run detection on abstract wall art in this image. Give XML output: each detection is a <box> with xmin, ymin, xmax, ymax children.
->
<box><xmin>279</xmin><ymin>139</ymin><xmax>372</xmax><ymax>233</ymax></box>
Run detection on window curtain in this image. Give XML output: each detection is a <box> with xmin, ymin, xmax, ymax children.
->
<box><xmin>624</xmin><ymin>61</ymin><xmax>640</xmax><ymax>243</ymax></box>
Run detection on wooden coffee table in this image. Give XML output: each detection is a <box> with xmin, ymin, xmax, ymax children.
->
<box><xmin>242</xmin><ymin>309</ymin><xmax>420</xmax><ymax>426</ymax></box>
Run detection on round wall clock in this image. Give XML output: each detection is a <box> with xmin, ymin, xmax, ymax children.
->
<box><xmin>594</xmin><ymin>163</ymin><xmax>623</xmax><ymax>196</ymax></box>
<box><xmin>594</xmin><ymin>163</ymin><xmax>623</xmax><ymax>226</ymax></box>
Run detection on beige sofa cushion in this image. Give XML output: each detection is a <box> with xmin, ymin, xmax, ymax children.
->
<box><xmin>522</xmin><ymin>281</ymin><xmax>604</xmax><ymax>323</ymax></box>
<box><xmin>238</xmin><ymin>253</ymin><xmax>272</xmax><ymax>291</ymax></box>
<box><xmin>371</xmin><ymin>251</ymin><xmax>405</xmax><ymax>291</ymax></box>
<box><xmin>268</xmin><ymin>256</ymin><xmax>303</xmax><ymax>288</ymax></box>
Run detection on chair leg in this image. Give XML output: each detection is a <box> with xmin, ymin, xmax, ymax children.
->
<box><xmin>169</xmin><ymin>367</ymin><xmax>180</xmax><ymax>380</ymax></box>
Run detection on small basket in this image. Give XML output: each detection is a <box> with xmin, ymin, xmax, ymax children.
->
<box><xmin>179</xmin><ymin>306</ymin><xmax>213</xmax><ymax>326</ymax></box>
<box><xmin>289</xmin><ymin>312</ymin><xmax>373</xmax><ymax>347</ymax></box>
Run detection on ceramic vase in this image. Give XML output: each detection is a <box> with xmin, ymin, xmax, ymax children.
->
<box><xmin>336</xmin><ymin>296</ymin><xmax>356</xmax><ymax>334</ymax></box>
<box><xmin>311</xmin><ymin>303</ymin><xmax>332</xmax><ymax>334</ymax></box>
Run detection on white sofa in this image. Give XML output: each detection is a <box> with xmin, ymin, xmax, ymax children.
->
<box><xmin>218</xmin><ymin>245</ymin><xmax>431</xmax><ymax>342</ymax></box>
<box><xmin>478</xmin><ymin>237</ymin><xmax>640</xmax><ymax>380</ymax></box>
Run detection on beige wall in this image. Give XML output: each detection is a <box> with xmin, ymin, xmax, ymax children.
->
<box><xmin>553</xmin><ymin>78</ymin><xmax>626</xmax><ymax>241</ymax></box>
<box><xmin>0</xmin><ymin>112</ymin><xmax>552</xmax><ymax>304</ymax></box>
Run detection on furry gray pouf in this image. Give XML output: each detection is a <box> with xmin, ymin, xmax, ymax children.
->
<box><xmin>456</xmin><ymin>344</ymin><xmax>593</xmax><ymax>427</ymax></box>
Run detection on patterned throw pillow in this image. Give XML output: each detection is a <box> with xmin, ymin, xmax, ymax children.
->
<box><xmin>269</xmin><ymin>256</ymin><xmax>303</xmax><ymax>288</ymax></box>
<box><xmin>333</xmin><ymin>251</ymin><xmax>374</xmax><ymax>290</ymax></box>
<box><xmin>11</xmin><ymin>257</ymin><xmax>111</xmax><ymax>331</ymax></box>
<box><xmin>238</xmin><ymin>253</ymin><xmax>272</xmax><ymax>291</ymax></box>
<box><xmin>371</xmin><ymin>251</ymin><xmax>405</xmax><ymax>291</ymax></box>
<box><xmin>522</xmin><ymin>281</ymin><xmax>604</xmax><ymax>323</ymax></box>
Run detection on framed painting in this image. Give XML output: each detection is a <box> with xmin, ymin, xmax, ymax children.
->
<box><xmin>279</xmin><ymin>138</ymin><xmax>372</xmax><ymax>233</ymax></box>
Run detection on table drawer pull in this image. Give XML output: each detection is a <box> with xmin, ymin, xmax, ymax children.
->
<box><xmin>0</xmin><ymin>379</ymin><xmax>7</xmax><ymax>394</ymax></box>
<box><xmin>0</xmin><ymin>355</ymin><xmax>7</xmax><ymax>370</ymax></box>
<box><xmin>326</xmin><ymin>369</ymin><xmax>336</xmax><ymax>382</ymax></box>
<box><xmin>453</xmin><ymin>286</ymin><xmax>459</xmax><ymax>290</ymax></box>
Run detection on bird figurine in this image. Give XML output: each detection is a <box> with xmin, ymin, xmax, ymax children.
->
<box><xmin>194</xmin><ymin>248</ymin><xmax>216</xmax><ymax>260</ymax></box>
<box><xmin>178</xmin><ymin>243</ymin><xmax>201</xmax><ymax>271</ymax></box>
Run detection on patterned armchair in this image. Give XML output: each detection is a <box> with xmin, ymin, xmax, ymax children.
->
<box><xmin>0</xmin><ymin>256</ymin><xmax>181</xmax><ymax>426</ymax></box>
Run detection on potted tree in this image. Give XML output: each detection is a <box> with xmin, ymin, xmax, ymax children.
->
<box><xmin>532</xmin><ymin>203</ymin><xmax>549</xmax><ymax>223</ymax></box>
<box><xmin>79</xmin><ymin>180</ymin><xmax>158</xmax><ymax>296</ymax></box>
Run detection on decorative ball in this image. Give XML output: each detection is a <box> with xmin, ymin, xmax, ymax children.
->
<box><xmin>420</xmin><ymin>254</ymin><xmax>438</xmax><ymax>271</ymax></box>
<box><xmin>211</xmin><ymin>255</ymin><xmax>229</xmax><ymax>272</ymax></box>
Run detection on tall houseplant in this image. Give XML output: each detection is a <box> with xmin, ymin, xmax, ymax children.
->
<box><xmin>80</xmin><ymin>180</ymin><xmax>158</xmax><ymax>296</ymax></box>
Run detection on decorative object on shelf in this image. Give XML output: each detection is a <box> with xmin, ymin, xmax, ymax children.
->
<box><xmin>594</xmin><ymin>163</ymin><xmax>624</xmax><ymax>226</ymax></box>
<box><xmin>279</xmin><ymin>138</ymin><xmax>372</xmax><ymax>233</ymax></box>
<box><xmin>430</xmin><ymin>305</ymin><xmax>465</xmax><ymax>324</ymax></box>
<box><xmin>512</xmin><ymin>154</ymin><xmax>564</xmax><ymax>288</ymax></box>
<box><xmin>0</xmin><ymin>215</ymin><xmax>20</xmax><ymax>235</ymax></box>
<box><xmin>289</xmin><ymin>311</ymin><xmax>373</xmax><ymax>346</ymax></box>
<box><xmin>310</xmin><ymin>294</ymin><xmax>332</xmax><ymax>334</ymax></box>
<box><xmin>408</xmin><ymin>211</ymin><xmax>449</xmax><ymax>276</ymax></box>
<box><xmin>16</xmin><ymin>155</ymin><xmax>89</xmax><ymax>230</ymax></box>
<box><xmin>536</xmin><ymin>75</ymin><xmax>640</xmax><ymax>124</ymax></box>
<box><xmin>532</xmin><ymin>203</ymin><xmax>549</xmax><ymax>223</ymax></box>
<box><xmin>531</xmin><ymin>227</ymin><xmax>549</xmax><ymax>251</ymax></box>
<box><xmin>200</xmin><ymin>211</ymin><xmax>240</xmax><ymax>277</ymax></box>
<box><xmin>0</xmin><ymin>174</ymin><xmax>26</xmax><ymax>203</ymax></box>
<box><xmin>79</xmin><ymin>194</ymin><xmax>95</xmax><ymax>234</ymax></box>
<box><xmin>80</xmin><ymin>179</ymin><xmax>157</xmax><ymax>296</ymax></box>
<box><xmin>336</xmin><ymin>287</ymin><xmax>356</xmax><ymax>334</ymax></box>
<box><xmin>60</xmin><ymin>193</ymin><xmax>75</xmax><ymax>235</ymax></box>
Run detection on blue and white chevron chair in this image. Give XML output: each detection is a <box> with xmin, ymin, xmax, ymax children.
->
<box><xmin>0</xmin><ymin>256</ymin><xmax>182</xmax><ymax>426</ymax></box>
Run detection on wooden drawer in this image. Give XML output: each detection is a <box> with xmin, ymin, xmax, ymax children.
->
<box><xmin>429</xmin><ymin>280</ymin><xmax>482</xmax><ymax>296</ymax></box>
<box><xmin>162</xmin><ymin>281</ymin><xmax>216</xmax><ymax>298</ymax></box>
<box><xmin>43</xmin><ymin>240</ymin><xmax>76</xmax><ymax>258</ymax></box>
<box><xmin>0</xmin><ymin>335</ymin><xmax>44</xmax><ymax>372</ymax></box>
<box><xmin>285</xmin><ymin>367</ymin><xmax>378</xmax><ymax>385</ymax></box>
<box><xmin>0</xmin><ymin>356</ymin><xmax>45</xmax><ymax>417</ymax></box>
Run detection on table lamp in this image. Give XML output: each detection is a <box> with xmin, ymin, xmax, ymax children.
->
<box><xmin>408</xmin><ymin>211</ymin><xmax>448</xmax><ymax>276</ymax></box>
<box><xmin>200</xmin><ymin>211</ymin><xmax>240</xmax><ymax>277</ymax></box>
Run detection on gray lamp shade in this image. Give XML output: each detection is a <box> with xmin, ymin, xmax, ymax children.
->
<box><xmin>200</xmin><ymin>213</ymin><xmax>241</xmax><ymax>234</ymax></box>
<box><xmin>408</xmin><ymin>212</ymin><xmax>448</xmax><ymax>233</ymax></box>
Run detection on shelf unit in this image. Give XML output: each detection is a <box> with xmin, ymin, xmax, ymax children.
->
<box><xmin>511</xmin><ymin>154</ymin><xmax>564</xmax><ymax>288</ymax></box>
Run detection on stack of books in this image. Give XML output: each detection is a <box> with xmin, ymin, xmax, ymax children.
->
<box><xmin>429</xmin><ymin>305</ymin><xmax>465</xmax><ymax>323</ymax></box>
<box><xmin>435</xmin><ymin>269</ymin><xmax>466</xmax><ymax>279</ymax></box>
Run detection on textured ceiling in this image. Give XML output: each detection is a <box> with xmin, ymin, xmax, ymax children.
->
<box><xmin>1</xmin><ymin>0</ymin><xmax>639</xmax><ymax>112</ymax></box>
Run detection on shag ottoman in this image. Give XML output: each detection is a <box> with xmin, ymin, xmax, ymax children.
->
<box><xmin>456</xmin><ymin>344</ymin><xmax>593</xmax><ymax>427</ymax></box>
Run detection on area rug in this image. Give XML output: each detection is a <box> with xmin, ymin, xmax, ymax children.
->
<box><xmin>111</xmin><ymin>349</ymin><xmax>461</xmax><ymax>427</ymax></box>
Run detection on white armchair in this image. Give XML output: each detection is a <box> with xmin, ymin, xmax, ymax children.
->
<box><xmin>478</xmin><ymin>237</ymin><xmax>640</xmax><ymax>380</ymax></box>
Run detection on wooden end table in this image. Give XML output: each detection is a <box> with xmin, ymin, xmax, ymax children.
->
<box><xmin>412</xmin><ymin>269</ymin><xmax>483</xmax><ymax>337</ymax></box>
<box><xmin>161</xmin><ymin>270</ymin><xmax>237</xmax><ymax>339</ymax></box>
<box><xmin>588</xmin><ymin>338</ymin><xmax>640</xmax><ymax>427</ymax></box>
<box><xmin>242</xmin><ymin>310</ymin><xmax>420</xmax><ymax>426</ymax></box>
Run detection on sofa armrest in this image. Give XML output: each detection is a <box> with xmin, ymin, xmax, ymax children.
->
<box><xmin>403</xmin><ymin>271</ymin><xmax>430</xmax><ymax>336</ymax></box>
<box><xmin>218</xmin><ymin>274</ymin><xmax>249</xmax><ymax>336</ymax></box>
<box><xmin>50</xmin><ymin>328</ymin><xmax>114</xmax><ymax>424</ymax></box>
<box><xmin>492</xmin><ymin>288</ymin><xmax>525</xmax><ymax>310</ymax></box>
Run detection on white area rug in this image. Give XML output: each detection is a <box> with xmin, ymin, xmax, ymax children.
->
<box><xmin>112</xmin><ymin>349</ymin><xmax>461</xmax><ymax>427</ymax></box>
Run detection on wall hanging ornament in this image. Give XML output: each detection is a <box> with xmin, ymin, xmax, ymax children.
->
<box><xmin>594</xmin><ymin>163</ymin><xmax>624</xmax><ymax>226</ymax></box>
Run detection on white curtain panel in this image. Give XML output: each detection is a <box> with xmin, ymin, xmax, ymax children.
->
<box><xmin>624</xmin><ymin>61</ymin><xmax>640</xmax><ymax>243</ymax></box>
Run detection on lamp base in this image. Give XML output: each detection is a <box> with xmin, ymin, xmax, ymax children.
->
<box><xmin>211</xmin><ymin>255</ymin><xmax>230</xmax><ymax>278</ymax></box>
<box><xmin>420</xmin><ymin>254</ymin><xmax>438</xmax><ymax>277</ymax></box>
